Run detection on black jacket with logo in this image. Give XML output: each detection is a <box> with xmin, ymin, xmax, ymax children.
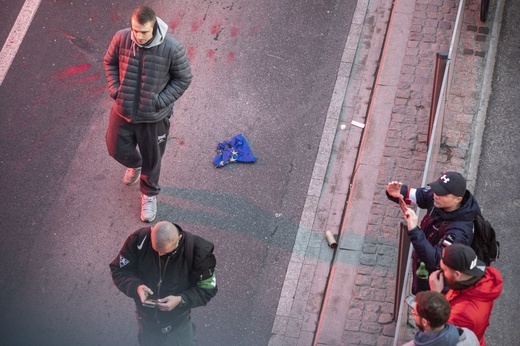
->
<box><xmin>109</xmin><ymin>225</ymin><xmax>217</xmax><ymax>324</ymax></box>
<box><xmin>388</xmin><ymin>186</ymin><xmax>480</xmax><ymax>292</ymax></box>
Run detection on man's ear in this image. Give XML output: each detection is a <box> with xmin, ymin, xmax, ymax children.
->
<box><xmin>453</xmin><ymin>270</ymin><xmax>463</xmax><ymax>280</ymax></box>
<box><xmin>419</xmin><ymin>317</ymin><xmax>431</xmax><ymax>331</ymax></box>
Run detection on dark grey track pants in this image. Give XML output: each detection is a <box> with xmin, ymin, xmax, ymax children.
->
<box><xmin>106</xmin><ymin>109</ymin><xmax>170</xmax><ymax>196</ymax></box>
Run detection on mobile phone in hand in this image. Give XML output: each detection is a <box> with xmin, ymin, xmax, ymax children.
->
<box><xmin>398</xmin><ymin>197</ymin><xmax>408</xmax><ymax>214</ymax></box>
<box><xmin>142</xmin><ymin>298</ymin><xmax>158</xmax><ymax>308</ymax></box>
<box><xmin>405</xmin><ymin>294</ymin><xmax>415</xmax><ymax>309</ymax></box>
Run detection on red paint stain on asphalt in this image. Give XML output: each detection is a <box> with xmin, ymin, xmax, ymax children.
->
<box><xmin>169</xmin><ymin>19</ymin><xmax>179</xmax><ymax>30</ymax></box>
<box><xmin>112</xmin><ymin>14</ymin><xmax>119</xmax><ymax>23</ymax></box>
<box><xmin>207</xmin><ymin>49</ymin><xmax>216</xmax><ymax>60</ymax></box>
<box><xmin>230</xmin><ymin>26</ymin><xmax>239</xmax><ymax>37</ymax></box>
<box><xmin>210</xmin><ymin>23</ymin><xmax>221</xmax><ymax>35</ymax></box>
<box><xmin>228</xmin><ymin>52</ymin><xmax>235</xmax><ymax>62</ymax></box>
<box><xmin>54</xmin><ymin>64</ymin><xmax>91</xmax><ymax>80</ymax></box>
<box><xmin>187</xmin><ymin>46</ymin><xmax>196</xmax><ymax>60</ymax></box>
<box><xmin>61</xmin><ymin>31</ymin><xmax>75</xmax><ymax>40</ymax></box>
<box><xmin>78</xmin><ymin>73</ymin><xmax>100</xmax><ymax>84</ymax></box>
<box><xmin>191</xmin><ymin>20</ymin><xmax>201</xmax><ymax>32</ymax></box>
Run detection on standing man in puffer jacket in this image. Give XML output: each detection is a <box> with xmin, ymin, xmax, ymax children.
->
<box><xmin>104</xmin><ymin>5</ymin><xmax>192</xmax><ymax>222</ymax></box>
<box><xmin>386</xmin><ymin>172</ymin><xmax>481</xmax><ymax>293</ymax></box>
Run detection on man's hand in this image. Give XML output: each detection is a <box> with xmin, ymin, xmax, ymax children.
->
<box><xmin>387</xmin><ymin>181</ymin><xmax>403</xmax><ymax>198</ymax></box>
<box><xmin>137</xmin><ymin>285</ymin><xmax>154</xmax><ymax>304</ymax></box>
<box><xmin>429</xmin><ymin>270</ymin><xmax>444</xmax><ymax>292</ymax></box>
<box><xmin>404</xmin><ymin>208</ymin><xmax>419</xmax><ymax>231</ymax></box>
<box><xmin>156</xmin><ymin>295</ymin><xmax>182</xmax><ymax>312</ymax></box>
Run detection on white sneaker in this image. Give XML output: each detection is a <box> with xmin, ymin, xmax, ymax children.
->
<box><xmin>140</xmin><ymin>195</ymin><xmax>157</xmax><ymax>223</ymax></box>
<box><xmin>124</xmin><ymin>167</ymin><xmax>141</xmax><ymax>185</ymax></box>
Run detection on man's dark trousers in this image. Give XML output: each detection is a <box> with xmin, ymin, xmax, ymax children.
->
<box><xmin>106</xmin><ymin>109</ymin><xmax>170</xmax><ymax>196</ymax></box>
<box><xmin>137</xmin><ymin>315</ymin><xmax>198</xmax><ymax>346</ymax></box>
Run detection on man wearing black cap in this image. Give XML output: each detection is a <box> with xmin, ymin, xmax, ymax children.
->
<box><xmin>386</xmin><ymin>172</ymin><xmax>481</xmax><ymax>293</ymax></box>
<box><xmin>429</xmin><ymin>244</ymin><xmax>503</xmax><ymax>346</ymax></box>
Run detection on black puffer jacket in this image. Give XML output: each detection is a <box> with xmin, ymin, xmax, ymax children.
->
<box><xmin>388</xmin><ymin>186</ymin><xmax>481</xmax><ymax>292</ymax></box>
<box><xmin>109</xmin><ymin>225</ymin><xmax>217</xmax><ymax>324</ymax></box>
<box><xmin>104</xmin><ymin>17</ymin><xmax>192</xmax><ymax>123</ymax></box>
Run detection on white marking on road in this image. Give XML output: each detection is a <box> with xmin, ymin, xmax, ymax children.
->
<box><xmin>0</xmin><ymin>0</ymin><xmax>43</xmax><ymax>86</ymax></box>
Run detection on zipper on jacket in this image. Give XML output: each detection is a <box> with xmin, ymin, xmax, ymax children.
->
<box><xmin>133</xmin><ymin>47</ymin><xmax>144</xmax><ymax>121</ymax></box>
<box><xmin>155</xmin><ymin>254</ymin><xmax>170</xmax><ymax>322</ymax></box>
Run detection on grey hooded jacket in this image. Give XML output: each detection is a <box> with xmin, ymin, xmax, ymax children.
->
<box><xmin>104</xmin><ymin>17</ymin><xmax>192</xmax><ymax>123</ymax></box>
<box><xmin>402</xmin><ymin>324</ymin><xmax>480</xmax><ymax>346</ymax></box>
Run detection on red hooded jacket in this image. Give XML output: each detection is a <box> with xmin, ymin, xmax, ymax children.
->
<box><xmin>446</xmin><ymin>266</ymin><xmax>503</xmax><ymax>346</ymax></box>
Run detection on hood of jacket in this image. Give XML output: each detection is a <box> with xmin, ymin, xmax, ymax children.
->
<box><xmin>450</xmin><ymin>266</ymin><xmax>503</xmax><ymax>302</ymax></box>
<box><xmin>131</xmin><ymin>16</ymin><xmax>169</xmax><ymax>49</ymax></box>
<box><xmin>413</xmin><ymin>323</ymin><xmax>460</xmax><ymax>346</ymax></box>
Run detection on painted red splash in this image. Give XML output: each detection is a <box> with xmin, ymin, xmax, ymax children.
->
<box><xmin>54</xmin><ymin>64</ymin><xmax>91</xmax><ymax>80</ymax></box>
<box><xmin>112</xmin><ymin>13</ymin><xmax>119</xmax><ymax>23</ymax></box>
<box><xmin>207</xmin><ymin>49</ymin><xmax>216</xmax><ymax>60</ymax></box>
<box><xmin>191</xmin><ymin>21</ymin><xmax>201</xmax><ymax>32</ymax></box>
<box><xmin>78</xmin><ymin>73</ymin><xmax>100</xmax><ymax>84</ymax></box>
<box><xmin>169</xmin><ymin>19</ymin><xmax>179</xmax><ymax>31</ymax></box>
<box><xmin>227</xmin><ymin>52</ymin><xmax>235</xmax><ymax>62</ymax></box>
<box><xmin>187</xmin><ymin>46</ymin><xmax>196</xmax><ymax>60</ymax></box>
<box><xmin>211</xmin><ymin>23</ymin><xmax>221</xmax><ymax>36</ymax></box>
<box><xmin>230</xmin><ymin>26</ymin><xmax>239</xmax><ymax>37</ymax></box>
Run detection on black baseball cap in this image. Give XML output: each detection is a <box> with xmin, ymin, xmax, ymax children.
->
<box><xmin>442</xmin><ymin>244</ymin><xmax>485</xmax><ymax>277</ymax></box>
<box><xmin>428</xmin><ymin>172</ymin><xmax>466</xmax><ymax>197</ymax></box>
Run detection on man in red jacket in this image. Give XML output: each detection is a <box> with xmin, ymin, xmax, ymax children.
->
<box><xmin>429</xmin><ymin>244</ymin><xmax>503</xmax><ymax>346</ymax></box>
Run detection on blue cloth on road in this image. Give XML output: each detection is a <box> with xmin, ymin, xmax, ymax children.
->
<box><xmin>214</xmin><ymin>134</ymin><xmax>256</xmax><ymax>168</ymax></box>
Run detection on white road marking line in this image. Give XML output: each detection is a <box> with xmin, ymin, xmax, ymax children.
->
<box><xmin>0</xmin><ymin>0</ymin><xmax>43</xmax><ymax>86</ymax></box>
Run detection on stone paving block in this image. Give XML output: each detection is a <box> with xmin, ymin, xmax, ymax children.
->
<box><xmin>301</xmin><ymin>311</ymin><xmax>319</xmax><ymax>332</ymax></box>
<box><xmin>272</xmin><ymin>315</ymin><xmax>289</xmax><ymax>335</ymax></box>
<box><xmin>310</xmin><ymin>274</ymin><xmax>328</xmax><ymax>294</ymax></box>
<box><xmin>303</xmin><ymin>244</ymin><xmax>320</xmax><ymax>266</ymax></box>
<box><xmin>326</xmin><ymin>192</ymin><xmax>347</xmax><ymax>227</ymax></box>
<box><xmin>280</xmin><ymin>278</ymin><xmax>298</xmax><ymax>299</ymax></box>
<box><xmin>286</xmin><ymin>317</ymin><xmax>304</xmax><ymax>338</ymax></box>
<box><xmin>290</xmin><ymin>299</ymin><xmax>307</xmax><ymax>318</ymax></box>
<box><xmin>297</xmin><ymin>331</ymin><xmax>314</xmax><ymax>346</ymax></box>
<box><xmin>268</xmin><ymin>334</ymin><xmax>284</xmax><ymax>346</ymax></box>
<box><xmin>294</xmin><ymin>266</ymin><xmax>315</xmax><ymax>300</ymax></box>
<box><xmin>282</xmin><ymin>336</ymin><xmax>299</xmax><ymax>346</ymax></box>
<box><xmin>276</xmin><ymin>297</ymin><xmax>293</xmax><ymax>317</ymax></box>
<box><xmin>361</xmin><ymin>333</ymin><xmax>379</xmax><ymax>346</ymax></box>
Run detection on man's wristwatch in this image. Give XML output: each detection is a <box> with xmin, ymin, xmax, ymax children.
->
<box><xmin>179</xmin><ymin>297</ymin><xmax>186</xmax><ymax>307</ymax></box>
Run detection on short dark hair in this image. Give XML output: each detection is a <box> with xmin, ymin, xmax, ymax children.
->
<box><xmin>132</xmin><ymin>5</ymin><xmax>156</xmax><ymax>25</ymax></box>
<box><xmin>415</xmin><ymin>291</ymin><xmax>451</xmax><ymax>328</ymax></box>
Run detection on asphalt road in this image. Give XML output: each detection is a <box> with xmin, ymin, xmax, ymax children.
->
<box><xmin>475</xmin><ymin>0</ymin><xmax>520</xmax><ymax>344</ymax></box>
<box><xmin>0</xmin><ymin>0</ymin><xmax>356</xmax><ymax>345</ymax></box>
